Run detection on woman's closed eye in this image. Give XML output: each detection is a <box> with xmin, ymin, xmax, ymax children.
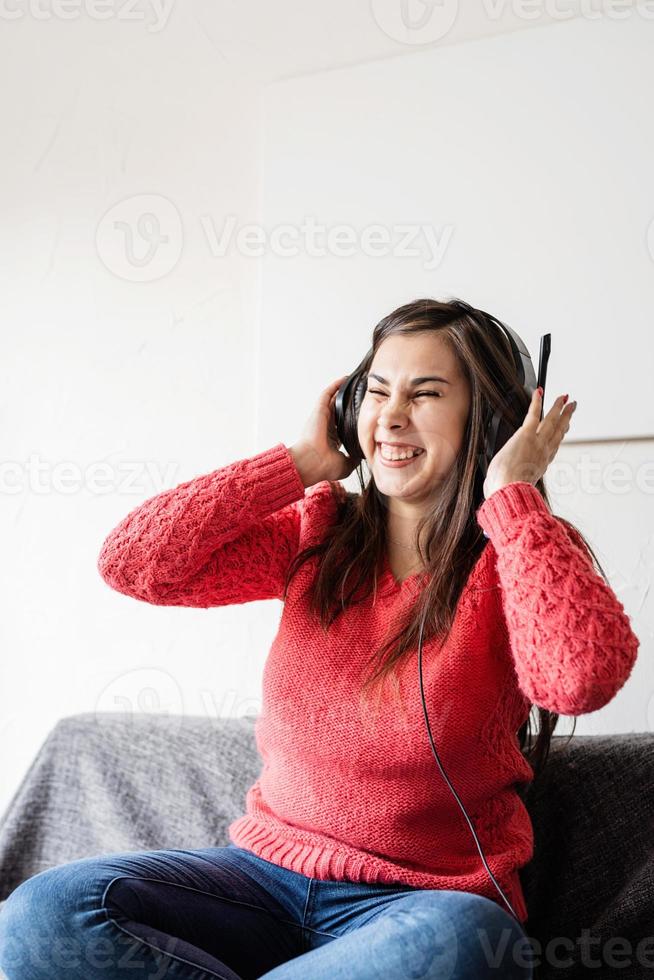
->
<box><xmin>367</xmin><ymin>389</ymin><xmax>442</xmax><ymax>399</ymax></box>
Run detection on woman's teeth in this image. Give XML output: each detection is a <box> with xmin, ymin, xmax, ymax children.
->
<box><xmin>379</xmin><ymin>444</ymin><xmax>424</xmax><ymax>461</ymax></box>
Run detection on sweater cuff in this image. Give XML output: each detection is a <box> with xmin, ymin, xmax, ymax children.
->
<box><xmin>476</xmin><ymin>481</ymin><xmax>550</xmax><ymax>540</ymax></box>
<box><xmin>247</xmin><ymin>442</ymin><xmax>307</xmax><ymax>513</ymax></box>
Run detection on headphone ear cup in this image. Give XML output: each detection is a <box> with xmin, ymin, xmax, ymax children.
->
<box><xmin>481</xmin><ymin>388</ymin><xmax>526</xmax><ymax>479</ymax></box>
<box><xmin>336</xmin><ymin>372</ymin><xmax>366</xmax><ymax>465</ymax></box>
<box><xmin>334</xmin><ymin>375</ymin><xmax>357</xmax><ymax>460</ymax></box>
<box><xmin>335</xmin><ymin>351</ymin><xmax>373</xmax><ymax>467</ymax></box>
<box><xmin>348</xmin><ymin>375</ymin><xmax>368</xmax><ymax>463</ymax></box>
<box><xmin>480</xmin><ymin>410</ymin><xmax>496</xmax><ymax>480</ymax></box>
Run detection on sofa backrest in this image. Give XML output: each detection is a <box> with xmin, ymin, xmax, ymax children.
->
<box><xmin>1</xmin><ymin>714</ymin><xmax>652</xmax><ymax>979</ymax></box>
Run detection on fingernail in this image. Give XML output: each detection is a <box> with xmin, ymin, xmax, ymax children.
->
<box><xmin>562</xmin><ymin>394</ymin><xmax>569</xmax><ymax>404</ymax></box>
<box><xmin>537</xmin><ymin>386</ymin><xmax>543</xmax><ymax>398</ymax></box>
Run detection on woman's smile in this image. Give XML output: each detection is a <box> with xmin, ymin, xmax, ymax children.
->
<box><xmin>357</xmin><ymin>331</ymin><xmax>471</xmax><ymax>507</ymax></box>
<box><xmin>375</xmin><ymin>444</ymin><xmax>426</xmax><ymax>468</ymax></box>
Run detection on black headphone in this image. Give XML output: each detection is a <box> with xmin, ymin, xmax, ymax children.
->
<box><xmin>334</xmin><ymin>301</ymin><xmax>551</xmax><ymax>923</ymax></box>
<box><xmin>335</xmin><ymin>300</ymin><xmax>550</xmax><ymax>479</ymax></box>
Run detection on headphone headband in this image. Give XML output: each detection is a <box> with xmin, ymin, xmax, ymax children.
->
<box><xmin>334</xmin><ymin>309</ymin><xmax>547</xmax><ymax>480</ymax></box>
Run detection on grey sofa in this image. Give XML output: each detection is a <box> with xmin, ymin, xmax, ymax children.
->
<box><xmin>0</xmin><ymin>713</ymin><xmax>652</xmax><ymax>979</ymax></box>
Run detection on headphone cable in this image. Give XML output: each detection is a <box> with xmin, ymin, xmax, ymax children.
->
<box><xmin>417</xmin><ymin>605</ymin><xmax>521</xmax><ymax>923</ymax></box>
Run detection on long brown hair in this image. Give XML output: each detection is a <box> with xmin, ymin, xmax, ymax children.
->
<box><xmin>282</xmin><ymin>298</ymin><xmax>608</xmax><ymax>782</ymax></box>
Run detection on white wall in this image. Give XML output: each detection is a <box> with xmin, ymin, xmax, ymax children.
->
<box><xmin>0</xmin><ymin>18</ymin><xmax>267</xmax><ymax>817</ymax></box>
<box><xmin>261</xmin><ymin>11</ymin><xmax>654</xmax><ymax>734</ymax></box>
<box><xmin>259</xmin><ymin>14</ymin><xmax>654</xmax><ymax>440</ymax></box>
<box><xmin>1</xmin><ymin>7</ymin><xmax>652</xmax><ymax>820</ymax></box>
<box><xmin>257</xmin><ymin>15</ymin><xmax>653</xmax><ymax>736</ymax></box>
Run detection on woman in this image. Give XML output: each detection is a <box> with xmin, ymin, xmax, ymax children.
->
<box><xmin>0</xmin><ymin>298</ymin><xmax>639</xmax><ymax>979</ymax></box>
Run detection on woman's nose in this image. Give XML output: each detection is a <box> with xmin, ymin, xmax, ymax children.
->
<box><xmin>377</xmin><ymin>400</ymin><xmax>411</xmax><ymax>423</ymax></box>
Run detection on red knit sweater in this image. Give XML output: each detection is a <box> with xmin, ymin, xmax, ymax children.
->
<box><xmin>97</xmin><ymin>442</ymin><xmax>640</xmax><ymax>924</ymax></box>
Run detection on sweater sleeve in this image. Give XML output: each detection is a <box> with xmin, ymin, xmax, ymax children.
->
<box><xmin>97</xmin><ymin>442</ymin><xmax>309</xmax><ymax>608</ymax></box>
<box><xmin>475</xmin><ymin>481</ymin><xmax>640</xmax><ymax>716</ymax></box>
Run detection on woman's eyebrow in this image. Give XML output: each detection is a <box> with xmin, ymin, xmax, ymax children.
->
<box><xmin>368</xmin><ymin>373</ymin><xmax>451</xmax><ymax>385</ymax></box>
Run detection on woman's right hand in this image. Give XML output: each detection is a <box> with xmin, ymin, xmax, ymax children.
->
<box><xmin>291</xmin><ymin>376</ymin><xmax>359</xmax><ymax>485</ymax></box>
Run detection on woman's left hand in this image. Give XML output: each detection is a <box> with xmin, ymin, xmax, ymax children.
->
<box><xmin>482</xmin><ymin>389</ymin><xmax>577</xmax><ymax>500</ymax></box>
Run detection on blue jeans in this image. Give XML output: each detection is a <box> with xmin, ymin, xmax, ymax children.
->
<box><xmin>0</xmin><ymin>842</ymin><xmax>535</xmax><ymax>979</ymax></box>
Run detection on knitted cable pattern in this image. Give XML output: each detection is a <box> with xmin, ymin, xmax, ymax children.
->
<box><xmin>97</xmin><ymin>444</ymin><xmax>640</xmax><ymax>924</ymax></box>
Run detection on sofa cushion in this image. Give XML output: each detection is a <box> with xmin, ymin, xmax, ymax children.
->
<box><xmin>0</xmin><ymin>714</ymin><xmax>652</xmax><ymax>979</ymax></box>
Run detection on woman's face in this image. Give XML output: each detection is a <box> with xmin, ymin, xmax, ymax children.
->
<box><xmin>357</xmin><ymin>332</ymin><xmax>471</xmax><ymax>511</ymax></box>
